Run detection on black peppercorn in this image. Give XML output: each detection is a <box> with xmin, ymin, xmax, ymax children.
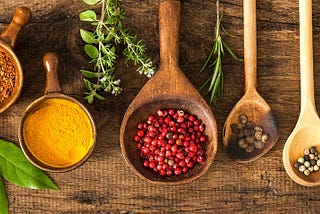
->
<box><xmin>294</xmin><ymin>162</ymin><xmax>301</xmax><ymax>169</ymax></box>
<box><xmin>310</xmin><ymin>159</ymin><xmax>316</xmax><ymax>166</ymax></box>
<box><xmin>304</xmin><ymin>155</ymin><xmax>311</xmax><ymax>161</ymax></box>
<box><xmin>310</xmin><ymin>146</ymin><xmax>317</xmax><ymax>154</ymax></box>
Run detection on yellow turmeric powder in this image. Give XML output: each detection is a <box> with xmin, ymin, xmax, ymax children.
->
<box><xmin>23</xmin><ymin>98</ymin><xmax>94</xmax><ymax>168</ymax></box>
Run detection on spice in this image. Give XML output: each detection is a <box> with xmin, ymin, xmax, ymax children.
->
<box><xmin>231</xmin><ymin>114</ymin><xmax>270</xmax><ymax>152</ymax></box>
<box><xmin>294</xmin><ymin>146</ymin><xmax>320</xmax><ymax>176</ymax></box>
<box><xmin>134</xmin><ymin>109</ymin><xmax>206</xmax><ymax>176</ymax></box>
<box><xmin>23</xmin><ymin>98</ymin><xmax>94</xmax><ymax>168</ymax></box>
<box><xmin>0</xmin><ymin>48</ymin><xmax>16</xmax><ymax>104</ymax></box>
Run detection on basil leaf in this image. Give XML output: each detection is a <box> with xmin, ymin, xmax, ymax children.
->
<box><xmin>79</xmin><ymin>10</ymin><xmax>97</xmax><ymax>22</ymax></box>
<box><xmin>0</xmin><ymin>139</ymin><xmax>58</xmax><ymax>190</ymax></box>
<box><xmin>0</xmin><ymin>176</ymin><xmax>8</xmax><ymax>214</ymax></box>
<box><xmin>83</xmin><ymin>0</ymin><xmax>100</xmax><ymax>5</ymax></box>
<box><xmin>84</xmin><ymin>44</ymin><xmax>99</xmax><ymax>59</ymax></box>
<box><xmin>80</xmin><ymin>29</ymin><xmax>97</xmax><ymax>44</ymax></box>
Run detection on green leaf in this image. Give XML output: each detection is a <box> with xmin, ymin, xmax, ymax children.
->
<box><xmin>0</xmin><ymin>139</ymin><xmax>58</xmax><ymax>190</ymax></box>
<box><xmin>85</xmin><ymin>94</ymin><xmax>94</xmax><ymax>104</ymax></box>
<box><xmin>80</xmin><ymin>70</ymin><xmax>99</xmax><ymax>78</ymax></box>
<box><xmin>80</xmin><ymin>29</ymin><xmax>97</xmax><ymax>44</ymax></box>
<box><xmin>0</xmin><ymin>176</ymin><xmax>8</xmax><ymax>214</ymax></box>
<box><xmin>83</xmin><ymin>78</ymin><xmax>94</xmax><ymax>91</ymax></box>
<box><xmin>79</xmin><ymin>10</ymin><xmax>97</xmax><ymax>22</ymax></box>
<box><xmin>83</xmin><ymin>0</ymin><xmax>100</xmax><ymax>5</ymax></box>
<box><xmin>94</xmin><ymin>92</ymin><xmax>106</xmax><ymax>100</ymax></box>
<box><xmin>84</xmin><ymin>44</ymin><xmax>99</xmax><ymax>59</ymax></box>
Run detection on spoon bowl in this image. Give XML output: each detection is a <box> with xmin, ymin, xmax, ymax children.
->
<box><xmin>223</xmin><ymin>0</ymin><xmax>279</xmax><ymax>162</ymax></box>
<box><xmin>223</xmin><ymin>90</ymin><xmax>278</xmax><ymax>162</ymax></box>
<box><xmin>120</xmin><ymin>0</ymin><xmax>218</xmax><ymax>184</ymax></box>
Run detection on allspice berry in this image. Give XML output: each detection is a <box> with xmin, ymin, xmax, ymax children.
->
<box><xmin>231</xmin><ymin>113</ymin><xmax>270</xmax><ymax>153</ymax></box>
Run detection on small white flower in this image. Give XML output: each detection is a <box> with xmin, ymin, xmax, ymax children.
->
<box><xmin>100</xmin><ymin>76</ymin><xmax>107</xmax><ymax>83</ymax></box>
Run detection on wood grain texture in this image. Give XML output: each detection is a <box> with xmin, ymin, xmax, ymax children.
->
<box><xmin>0</xmin><ymin>0</ymin><xmax>320</xmax><ymax>213</ymax></box>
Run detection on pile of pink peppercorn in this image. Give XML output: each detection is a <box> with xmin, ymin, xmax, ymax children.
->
<box><xmin>134</xmin><ymin>109</ymin><xmax>207</xmax><ymax>176</ymax></box>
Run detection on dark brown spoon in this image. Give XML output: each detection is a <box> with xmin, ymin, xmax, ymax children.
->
<box><xmin>120</xmin><ymin>0</ymin><xmax>218</xmax><ymax>184</ymax></box>
<box><xmin>222</xmin><ymin>0</ymin><xmax>279</xmax><ymax>162</ymax></box>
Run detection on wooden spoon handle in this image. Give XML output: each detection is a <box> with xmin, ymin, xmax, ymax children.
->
<box><xmin>159</xmin><ymin>0</ymin><xmax>180</xmax><ymax>69</ymax></box>
<box><xmin>0</xmin><ymin>7</ymin><xmax>32</xmax><ymax>48</ymax></box>
<box><xmin>243</xmin><ymin>0</ymin><xmax>257</xmax><ymax>92</ymax></box>
<box><xmin>43</xmin><ymin>52</ymin><xmax>63</xmax><ymax>94</ymax></box>
<box><xmin>300</xmin><ymin>0</ymin><xmax>316</xmax><ymax>112</ymax></box>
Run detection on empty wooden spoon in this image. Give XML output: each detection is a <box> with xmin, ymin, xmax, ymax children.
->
<box><xmin>283</xmin><ymin>0</ymin><xmax>320</xmax><ymax>186</ymax></box>
<box><xmin>222</xmin><ymin>0</ymin><xmax>279</xmax><ymax>162</ymax></box>
<box><xmin>120</xmin><ymin>0</ymin><xmax>218</xmax><ymax>184</ymax></box>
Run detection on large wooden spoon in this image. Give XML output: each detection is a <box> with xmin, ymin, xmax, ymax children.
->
<box><xmin>120</xmin><ymin>0</ymin><xmax>218</xmax><ymax>184</ymax></box>
<box><xmin>222</xmin><ymin>0</ymin><xmax>279</xmax><ymax>162</ymax></box>
<box><xmin>283</xmin><ymin>0</ymin><xmax>320</xmax><ymax>186</ymax></box>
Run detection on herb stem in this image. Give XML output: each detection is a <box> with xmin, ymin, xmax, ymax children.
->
<box><xmin>199</xmin><ymin>0</ymin><xmax>241</xmax><ymax>104</ymax></box>
<box><xmin>79</xmin><ymin>0</ymin><xmax>155</xmax><ymax>103</ymax></box>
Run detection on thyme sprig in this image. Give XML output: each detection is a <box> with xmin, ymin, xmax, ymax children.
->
<box><xmin>199</xmin><ymin>0</ymin><xmax>242</xmax><ymax>105</ymax></box>
<box><xmin>79</xmin><ymin>0</ymin><xmax>155</xmax><ymax>103</ymax></box>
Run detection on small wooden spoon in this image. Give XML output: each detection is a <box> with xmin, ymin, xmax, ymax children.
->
<box><xmin>19</xmin><ymin>53</ymin><xmax>96</xmax><ymax>172</ymax></box>
<box><xmin>222</xmin><ymin>0</ymin><xmax>279</xmax><ymax>162</ymax></box>
<box><xmin>120</xmin><ymin>0</ymin><xmax>218</xmax><ymax>184</ymax></box>
<box><xmin>0</xmin><ymin>7</ymin><xmax>32</xmax><ymax>113</ymax></box>
<box><xmin>283</xmin><ymin>0</ymin><xmax>320</xmax><ymax>186</ymax></box>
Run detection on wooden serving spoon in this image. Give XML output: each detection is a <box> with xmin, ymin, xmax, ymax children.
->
<box><xmin>120</xmin><ymin>0</ymin><xmax>218</xmax><ymax>184</ymax></box>
<box><xmin>283</xmin><ymin>0</ymin><xmax>320</xmax><ymax>186</ymax></box>
<box><xmin>222</xmin><ymin>0</ymin><xmax>279</xmax><ymax>162</ymax></box>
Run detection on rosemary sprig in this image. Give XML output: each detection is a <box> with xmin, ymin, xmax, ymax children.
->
<box><xmin>199</xmin><ymin>0</ymin><xmax>242</xmax><ymax>105</ymax></box>
<box><xmin>79</xmin><ymin>0</ymin><xmax>155</xmax><ymax>103</ymax></box>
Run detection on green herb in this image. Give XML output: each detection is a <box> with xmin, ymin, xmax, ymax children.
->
<box><xmin>0</xmin><ymin>139</ymin><xmax>58</xmax><ymax>213</ymax></box>
<box><xmin>199</xmin><ymin>0</ymin><xmax>242</xmax><ymax>104</ymax></box>
<box><xmin>79</xmin><ymin>0</ymin><xmax>155</xmax><ymax>103</ymax></box>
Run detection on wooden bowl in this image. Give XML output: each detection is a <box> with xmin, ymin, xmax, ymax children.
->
<box><xmin>0</xmin><ymin>7</ymin><xmax>31</xmax><ymax>113</ymax></box>
<box><xmin>19</xmin><ymin>53</ymin><xmax>96</xmax><ymax>172</ymax></box>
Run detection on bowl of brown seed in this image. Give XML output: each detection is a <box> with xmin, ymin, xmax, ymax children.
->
<box><xmin>0</xmin><ymin>7</ymin><xmax>31</xmax><ymax>113</ymax></box>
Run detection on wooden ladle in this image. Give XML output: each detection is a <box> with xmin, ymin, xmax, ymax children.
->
<box><xmin>120</xmin><ymin>0</ymin><xmax>218</xmax><ymax>184</ymax></box>
<box><xmin>283</xmin><ymin>0</ymin><xmax>320</xmax><ymax>186</ymax></box>
<box><xmin>222</xmin><ymin>0</ymin><xmax>279</xmax><ymax>162</ymax></box>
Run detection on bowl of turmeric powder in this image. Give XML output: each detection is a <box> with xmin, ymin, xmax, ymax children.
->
<box><xmin>0</xmin><ymin>7</ymin><xmax>32</xmax><ymax>113</ymax></box>
<box><xmin>19</xmin><ymin>52</ymin><xmax>96</xmax><ymax>172</ymax></box>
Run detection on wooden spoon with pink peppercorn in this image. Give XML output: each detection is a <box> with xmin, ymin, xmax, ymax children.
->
<box><xmin>222</xmin><ymin>0</ymin><xmax>279</xmax><ymax>162</ymax></box>
<box><xmin>120</xmin><ymin>0</ymin><xmax>218</xmax><ymax>184</ymax></box>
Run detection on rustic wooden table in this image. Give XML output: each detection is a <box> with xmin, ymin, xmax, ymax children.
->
<box><xmin>1</xmin><ymin>0</ymin><xmax>320</xmax><ymax>213</ymax></box>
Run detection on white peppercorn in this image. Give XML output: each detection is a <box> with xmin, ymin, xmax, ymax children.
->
<box><xmin>308</xmin><ymin>166</ymin><xmax>314</xmax><ymax>172</ymax></box>
<box><xmin>304</xmin><ymin>149</ymin><xmax>310</xmax><ymax>155</ymax></box>
<box><xmin>299</xmin><ymin>165</ymin><xmax>306</xmax><ymax>172</ymax></box>
<box><xmin>304</xmin><ymin>169</ymin><xmax>311</xmax><ymax>176</ymax></box>
<box><xmin>298</xmin><ymin>157</ymin><xmax>305</xmax><ymax>164</ymax></box>
<box><xmin>304</xmin><ymin>161</ymin><xmax>311</xmax><ymax>168</ymax></box>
